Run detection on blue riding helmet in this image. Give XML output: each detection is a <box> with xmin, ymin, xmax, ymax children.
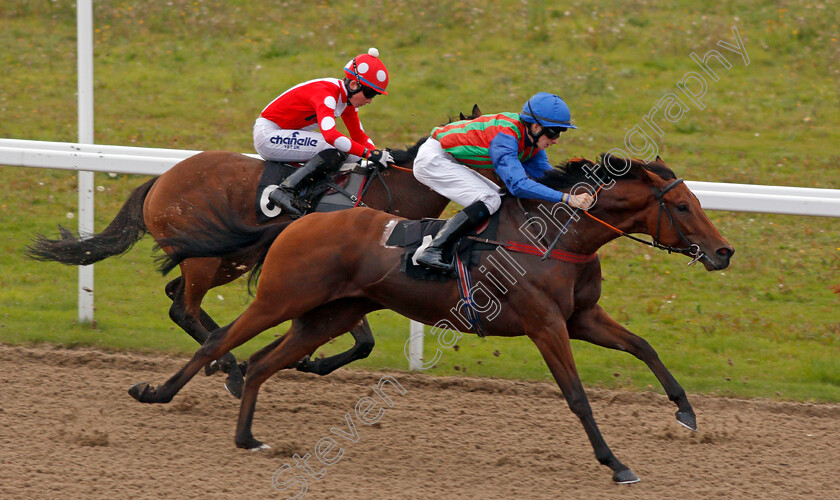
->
<box><xmin>520</xmin><ymin>92</ymin><xmax>577</xmax><ymax>129</ymax></box>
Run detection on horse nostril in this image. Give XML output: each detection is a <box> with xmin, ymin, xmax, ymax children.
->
<box><xmin>717</xmin><ymin>247</ymin><xmax>734</xmax><ymax>260</ymax></box>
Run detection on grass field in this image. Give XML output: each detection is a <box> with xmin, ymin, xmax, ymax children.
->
<box><xmin>1</xmin><ymin>1</ymin><xmax>838</xmax><ymax>402</ymax></box>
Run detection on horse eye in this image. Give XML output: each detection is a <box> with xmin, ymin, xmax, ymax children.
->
<box><xmin>677</xmin><ymin>203</ymin><xmax>689</xmax><ymax>213</ymax></box>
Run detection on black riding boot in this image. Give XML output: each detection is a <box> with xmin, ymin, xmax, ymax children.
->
<box><xmin>268</xmin><ymin>149</ymin><xmax>347</xmax><ymax>217</ymax></box>
<box><xmin>415</xmin><ymin>201</ymin><xmax>490</xmax><ymax>271</ymax></box>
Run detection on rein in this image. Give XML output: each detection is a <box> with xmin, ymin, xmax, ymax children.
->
<box><xmin>388</xmin><ymin>164</ymin><xmax>414</xmax><ymax>173</ymax></box>
<box><xmin>583</xmin><ymin>177</ymin><xmax>704</xmax><ymax>265</ymax></box>
<box><xmin>500</xmin><ymin>176</ymin><xmax>702</xmax><ymax>266</ymax></box>
<box><xmin>353</xmin><ymin>161</ymin><xmax>394</xmax><ymax>212</ymax></box>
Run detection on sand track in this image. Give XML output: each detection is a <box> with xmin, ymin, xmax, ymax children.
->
<box><xmin>0</xmin><ymin>344</ymin><xmax>837</xmax><ymax>499</ymax></box>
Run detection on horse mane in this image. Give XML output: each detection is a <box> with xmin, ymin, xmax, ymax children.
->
<box><xmin>390</xmin><ymin>136</ymin><xmax>428</xmax><ymax>165</ymax></box>
<box><xmin>537</xmin><ymin>153</ymin><xmax>676</xmax><ymax>191</ymax></box>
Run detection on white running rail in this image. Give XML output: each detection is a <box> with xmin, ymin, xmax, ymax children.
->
<box><xmin>3</xmin><ymin>138</ymin><xmax>840</xmax><ymax>369</ymax></box>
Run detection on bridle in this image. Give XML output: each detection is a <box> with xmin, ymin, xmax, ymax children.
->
<box><xmin>583</xmin><ymin>177</ymin><xmax>704</xmax><ymax>265</ymax></box>
<box><xmin>536</xmin><ymin>176</ymin><xmax>704</xmax><ymax>266</ymax></box>
<box><xmin>346</xmin><ymin>160</ymin><xmax>393</xmax><ymax>212</ymax></box>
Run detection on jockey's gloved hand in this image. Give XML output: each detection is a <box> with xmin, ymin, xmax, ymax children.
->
<box><xmin>566</xmin><ymin>192</ymin><xmax>594</xmax><ymax>210</ymax></box>
<box><xmin>367</xmin><ymin>149</ymin><xmax>393</xmax><ymax>169</ymax></box>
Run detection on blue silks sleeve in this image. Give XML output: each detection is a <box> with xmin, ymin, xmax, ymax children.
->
<box><xmin>489</xmin><ymin>133</ymin><xmax>565</xmax><ymax>203</ymax></box>
<box><xmin>521</xmin><ymin>149</ymin><xmax>555</xmax><ymax>178</ymax></box>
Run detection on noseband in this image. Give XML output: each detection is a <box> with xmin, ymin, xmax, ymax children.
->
<box><xmin>651</xmin><ymin>179</ymin><xmax>701</xmax><ymax>254</ymax></box>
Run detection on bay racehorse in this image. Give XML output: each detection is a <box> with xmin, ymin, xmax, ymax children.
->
<box><xmin>130</xmin><ymin>154</ymin><xmax>734</xmax><ymax>484</ymax></box>
<box><xmin>23</xmin><ymin>106</ymin><xmax>488</xmax><ymax>394</ymax></box>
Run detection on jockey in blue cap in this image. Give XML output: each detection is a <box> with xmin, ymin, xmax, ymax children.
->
<box><xmin>412</xmin><ymin>92</ymin><xmax>593</xmax><ymax>270</ymax></box>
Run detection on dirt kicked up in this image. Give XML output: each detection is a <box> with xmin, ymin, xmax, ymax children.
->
<box><xmin>0</xmin><ymin>343</ymin><xmax>838</xmax><ymax>499</ymax></box>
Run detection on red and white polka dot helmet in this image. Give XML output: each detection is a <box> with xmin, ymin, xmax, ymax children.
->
<box><xmin>344</xmin><ymin>47</ymin><xmax>389</xmax><ymax>95</ymax></box>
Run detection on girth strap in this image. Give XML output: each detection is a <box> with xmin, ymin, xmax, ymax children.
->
<box><xmin>453</xmin><ymin>245</ymin><xmax>489</xmax><ymax>338</ymax></box>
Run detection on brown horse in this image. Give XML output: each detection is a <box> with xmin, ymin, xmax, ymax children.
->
<box><xmin>130</xmin><ymin>155</ymin><xmax>734</xmax><ymax>484</ymax></box>
<box><xmin>24</xmin><ymin>124</ymin><xmax>462</xmax><ymax>394</ymax></box>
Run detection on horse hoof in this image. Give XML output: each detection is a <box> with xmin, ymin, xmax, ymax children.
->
<box><xmin>613</xmin><ymin>468</ymin><xmax>640</xmax><ymax>484</ymax></box>
<box><xmin>236</xmin><ymin>436</ymin><xmax>269</xmax><ymax>451</ymax></box>
<box><xmin>204</xmin><ymin>360</ymin><xmax>221</xmax><ymax>376</ymax></box>
<box><xmin>676</xmin><ymin>410</ymin><xmax>698</xmax><ymax>431</ymax></box>
<box><xmin>224</xmin><ymin>375</ymin><xmax>244</xmax><ymax>399</ymax></box>
<box><xmin>128</xmin><ymin>382</ymin><xmax>151</xmax><ymax>402</ymax></box>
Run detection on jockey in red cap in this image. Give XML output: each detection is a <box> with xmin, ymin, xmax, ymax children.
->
<box><xmin>254</xmin><ymin>48</ymin><xmax>392</xmax><ymax>217</ymax></box>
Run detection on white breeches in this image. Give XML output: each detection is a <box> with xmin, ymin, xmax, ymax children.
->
<box><xmin>253</xmin><ymin>117</ymin><xmax>363</xmax><ymax>163</ymax></box>
<box><xmin>413</xmin><ymin>138</ymin><xmax>503</xmax><ymax>214</ymax></box>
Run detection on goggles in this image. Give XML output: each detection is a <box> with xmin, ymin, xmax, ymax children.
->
<box><xmin>360</xmin><ymin>85</ymin><xmax>379</xmax><ymax>99</ymax></box>
<box><xmin>542</xmin><ymin>126</ymin><xmax>567</xmax><ymax>140</ymax></box>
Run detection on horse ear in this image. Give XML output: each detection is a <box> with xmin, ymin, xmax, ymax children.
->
<box><xmin>459</xmin><ymin>112</ymin><xmax>468</xmax><ymax>120</ymax></box>
<box><xmin>472</xmin><ymin>104</ymin><xmax>482</xmax><ymax>117</ymax></box>
<box><xmin>655</xmin><ymin>155</ymin><xmax>663</xmax><ymax>162</ymax></box>
<box><xmin>640</xmin><ymin>166</ymin><xmax>666</xmax><ymax>185</ymax></box>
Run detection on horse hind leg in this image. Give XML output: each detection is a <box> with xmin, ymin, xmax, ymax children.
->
<box><xmin>295</xmin><ymin>315</ymin><xmax>375</xmax><ymax>375</ymax></box>
<box><xmin>129</xmin><ymin>292</ymin><xmax>290</xmax><ymax>405</ymax></box>
<box><xmin>129</xmin><ymin>247</ymin><xmax>351</xmax><ymax>406</ymax></box>
<box><xmin>236</xmin><ymin>299</ymin><xmax>377</xmax><ymax>450</ymax></box>
<box><xmin>167</xmin><ymin>257</ymin><xmax>246</xmax><ymax>397</ymax></box>
<box><xmin>166</xmin><ymin>276</ymin><xmax>225</xmax><ymax>374</ymax></box>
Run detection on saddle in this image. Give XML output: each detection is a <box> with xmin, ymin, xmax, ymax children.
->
<box><xmin>385</xmin><ymin>214</ymin><xmax>500</xmax><ymax>281</ymax></box>
<box><xmin>384</xmin><ymin>214</ymin><xmax>501</xmax><ymax>337</ymax></box>
<box><xmin>255</xmin><ymin>160</ymin><xmax>376</xmax><ymax>223</ymax></box>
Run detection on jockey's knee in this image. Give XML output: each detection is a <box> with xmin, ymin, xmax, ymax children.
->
<box><xmin>477</xmin><ymin>193</ymin><xmax>502</xmax><ymax>214</ymax></box>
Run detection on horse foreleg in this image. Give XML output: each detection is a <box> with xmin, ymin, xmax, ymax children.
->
<box><xmin>236</xmin><ymin>299</ymin><xmax>376</xmax><ymax>450</ymax></box>
<box><xmin>567</xmin><ymin>305</ymin><xmax>696</xmax><ymax>431</ymax></box>
<box><xmin>295</xmin><ymin>315</ymin><xmax>375</xmax><ymax>375</ymax></box>
<box><xmin>529</xmin><ymin>325</ymin><xmax>640</xmax><ymax>484</ymax></box>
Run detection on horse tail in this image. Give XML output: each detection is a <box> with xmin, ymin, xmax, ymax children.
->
<box><xmin>154</xmin><ymin>204</ymin><xmax>291</xmax><ymax>277</ymax></box>
<box><xmin>24</xmin><ymin>177</ymin><xmax>157</xmax><ymax>265</ymax></box>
